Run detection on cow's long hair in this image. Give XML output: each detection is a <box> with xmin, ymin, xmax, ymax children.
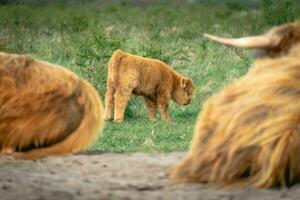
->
<box><xmin>170</xmin><ymin>21</ymin><xmax>300</xmax><ymax>188</ymax></box>
<box><xmin>0</xmin><ymin>53</ymin><xmax>103</xmax><ymax>159</ymax></box>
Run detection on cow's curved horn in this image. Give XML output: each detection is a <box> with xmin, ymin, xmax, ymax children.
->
<box><xmin>203</xmin><ymin>33</ymin><xmax>274</xmax><ymax>49</ymax></box>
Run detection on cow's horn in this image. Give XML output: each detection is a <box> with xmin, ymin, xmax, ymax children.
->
<box><xmin>203</xmin><ymin>33</ymin><xmax>274</xmax><ymax>49</ymax></box>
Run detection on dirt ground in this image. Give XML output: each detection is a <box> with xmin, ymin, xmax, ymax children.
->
<box><xmin>0</xmin><ymin>152</ymin><xmax>299</xmax><ymax>200</ymax></box>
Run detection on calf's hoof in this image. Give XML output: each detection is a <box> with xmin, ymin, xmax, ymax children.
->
<box><xmin>114</xmin><ymin>118</ymin><xmax>123</xmax><ymax>123</ymax></box>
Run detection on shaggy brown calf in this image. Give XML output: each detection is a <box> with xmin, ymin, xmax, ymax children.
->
<box><xmin>170</xmin><ymin>21</ymin><xmax>300</xmax><ymax>188</ymax></box>
<box><xmin>0</xmin><ymin>52</ymin><xmax>103</xmax><ymax>159</ymax></box>
<box><xmin>104</xmin><ymin>50</ymin><xmax>194</xmax><ymax>123</ymax></box>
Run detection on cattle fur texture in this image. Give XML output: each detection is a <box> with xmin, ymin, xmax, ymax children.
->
<box><xmin>0</xmin><ymin>52</ymin><xmax>103</xmax><ymax>160</ymax></box>
<box><xmin>169</xmin><ymin>21</ymin><xmax>300</xmax><ymax>188</ymax></box>
<box><xmin>104</xmin><ymin>49</ymin><xmax>195</xmax><ymax>123</ymax></box>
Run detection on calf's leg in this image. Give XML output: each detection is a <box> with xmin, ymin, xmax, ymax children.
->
<box><xmin>157</xmin><ymin>92</ymin><xmax>171</xmax><ymax>123</ymax></box>
<box><xmin>104</xmin><ymin>80</ymin><xmax>115</xmax><ymax>120</ymax></box>
<box><xmin>144</xmin><ymin>97</ymin><xmax>157</xmax><ymax>120</ymax></box>
<box><xmin>113</xmin><ymin>88</ymin><xmax>132</xmax><ymax>123</ymax></box>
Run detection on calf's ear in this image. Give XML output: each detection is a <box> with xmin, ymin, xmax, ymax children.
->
<box><xmin>180</xmin><ymin>78</ymin><xmax>188</xmax><ymax>89</ymax></box>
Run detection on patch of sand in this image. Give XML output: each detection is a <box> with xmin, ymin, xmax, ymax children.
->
<box><xmin>0</xmin><ymin>152</ymin><xmax>299</xmax><ymax>200</ymax></box>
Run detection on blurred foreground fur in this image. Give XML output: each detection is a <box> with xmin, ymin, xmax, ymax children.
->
<box><xmin>0</xmin><ymin>52</ymin><xmax>103</xmax><ymax>159</ymax></box>
<box><xmin>170</xmin><ymin>21</ymin><xmax>300</xmax><ymax>188</ymax></box>
<box><xmin>104</xmin><ymin>49</ymin><xmax>194</xmax><ymax>123</ymax></box>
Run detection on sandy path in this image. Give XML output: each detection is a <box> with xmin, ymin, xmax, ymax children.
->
<box><xmin>0</xmin><ymin>152</ymin><xmax>299</xmax><ymax>200</ymax></box>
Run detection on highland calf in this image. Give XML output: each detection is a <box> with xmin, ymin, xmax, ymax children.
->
<box><xmin>104</xmin><ymin>50</ymin><xmax>194</xmax><ymax>123</ymax></box>
<box><xmin>0</xmin><ymin>52</ymin><xmax>103</xmax><ymax>159</ymax></box>
<box><xmin>170</xmin><ymin>21</ymin><xmax>300</xmax><ymax>188</ymax></box>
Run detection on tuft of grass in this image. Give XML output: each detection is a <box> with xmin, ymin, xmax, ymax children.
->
<box><xmin>72</xmin><ymin>28</ymin><xmax>123</xmax><ymax>94</ymax></box>
<box><xmin>1</xmin><ymin>1</ymin><xmax>300</xmax><ymax>153</ymax></box>
<box><xmin>262</xmin><ymin>0</ymin><xmax>296</xmax><ymax>26</ymax></box>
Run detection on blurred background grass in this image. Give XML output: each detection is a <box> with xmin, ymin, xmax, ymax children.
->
<box><xmin>0</xmin><ymin>0</ymin><xmax>299</xmax><ymax>152</ymax></box>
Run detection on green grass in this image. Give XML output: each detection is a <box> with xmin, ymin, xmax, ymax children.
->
<box><xmin>0</xmin><ymin>0</ymin><xmax>299</xmax><ymax>152</ymax></box>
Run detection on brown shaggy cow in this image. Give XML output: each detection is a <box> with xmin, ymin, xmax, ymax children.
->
<box><xmin>169</xmin><ymin>21</ymin><xmax>300</xmax><ymax>188</ymax></box>
<box><xmin>0</xmin><ymin>52</ymin><xmax>103</xmax><ymax>159</ymax></box>
<box><xmin>104</xmin><ymin>50</ymin><xmax>195</xmax><ymax>123</ymax></box>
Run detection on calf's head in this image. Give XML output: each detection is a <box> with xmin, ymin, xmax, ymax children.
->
<box><xmin>172</xmin><ymin>77</ymin><xmax>195</xmax><ymax>106</ymax></box>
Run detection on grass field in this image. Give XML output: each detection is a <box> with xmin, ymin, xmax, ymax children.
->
<box><xmin>0</xmin><ymin>0</ymin><xmax>299</xmax><ymax>152</ymax></box>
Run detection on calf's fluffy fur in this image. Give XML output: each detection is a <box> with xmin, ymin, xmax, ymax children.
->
<box><xmin>0</xmin><ymin>52</ymin><xmax>103</xmax><ymax>159</ymax></box>
<box><xmin>170</xmin><ymin>21</ymin><xmax>300</xmax><ymax>188</ymax></box>
<box><xmin>104</xmin><ymin>50</ymin><xmax>194</xmax><ymax>123</ymax></box>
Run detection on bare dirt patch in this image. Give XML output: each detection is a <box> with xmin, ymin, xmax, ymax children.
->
<box><xmin>0</xmin><ymin>152</ymin><xmax>299</xmax><ymax>200</ymax></box>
